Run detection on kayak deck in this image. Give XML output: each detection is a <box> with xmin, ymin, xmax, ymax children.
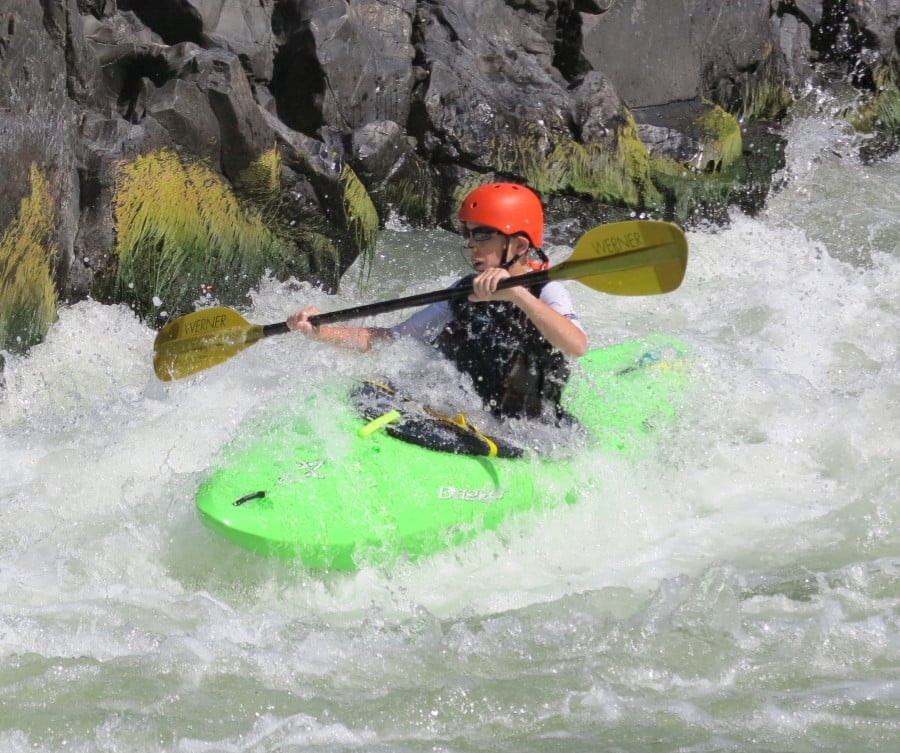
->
<box><xmin>195</xmin><ymin>336</ymin><xmax>686</xmax><ymax>569</ymax></box>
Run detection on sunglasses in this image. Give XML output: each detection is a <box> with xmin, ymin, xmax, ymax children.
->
<box><xmin>460</xmin><ymin>226</ymin><xmax>501</xmax><ymax>242</ymax></box>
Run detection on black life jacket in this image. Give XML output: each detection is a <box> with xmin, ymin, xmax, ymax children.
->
<box><xmin>432</xmin><ymin>275</ymin><xmax>571</xmax><ymax>420</ymax></box>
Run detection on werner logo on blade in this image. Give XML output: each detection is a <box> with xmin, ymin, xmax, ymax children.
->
<box><xmin>183</xmin><ymin>312</ymin><xmax>228</xmax><ymax>335</ymax></box>
<box><xmin>588</xmin><ymin>230</ymin><xmax>645</xmax><ymax>257</ymax></box>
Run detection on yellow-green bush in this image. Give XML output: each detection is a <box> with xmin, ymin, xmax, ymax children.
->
<box><xmin>740</xmin><ymin>48</ymin><xmax>792</xmax><ymax>122</ymax></box>
<box><xmin>492</xmin><ymin>114</ymin><xmax>662</xmax><ymax>210</ymax></box>
<box><xmin>646</xmin><ymin>104</ymin><xmax>748</xmax><ymax>225</ymax></box>
<box><xmin>113</xmin><ymin>149</ymin><xmax>305</xmax><ymax>319</ymax></box>
<box><xmin>0</xmin><ymin>164</ymin><xmax>57</xmax><ymax>352</ymax></box>
<box><xmin>234</xmin><ymin>146</ymin><xmax>282</xmax><ymax>208</ymax></box>
<box><xmin>847</xmin><ymin>63</ymin><xmax>900</xmax><ymax>133</ymax></box>
<box><xmin>377</xmin><ymin>169</ymin><xmax>437</xmax><ymax>226</ymax></box>
<box><xmin>694</xmin><ymin>103</ymin><xmax>743</xmax><ymax>172</ymax></box>
<box><xmin>840</xmin><ymin>62</ymin><xmax>900</xmax><ymax>161</ymax></box>
<box><xmin>874</xmin><ymin>87</ymin><xmax>900</xmax><ymax>131</ymax></box>
<box><xmin>650</xmin><ymin>156</ymin><xmax>741</xmax><ymax>225</ymax></box>
<box><xmin>340</xmin><ymin>164</ymin><xmax>379</xmax><ymax>256</ymax></box>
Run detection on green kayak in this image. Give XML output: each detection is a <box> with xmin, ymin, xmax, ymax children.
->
<box><xmin>195</xmin><ymin>335</ymin><xmax>687</xmax><ymax>570</ymax></box>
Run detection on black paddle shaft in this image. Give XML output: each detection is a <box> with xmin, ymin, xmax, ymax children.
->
<box><xmin>258</xmin><ymin>239</ymin><xmax>682</xmax><ymax>339</ymax></box>
<box><xmin>256</xmin><ymin>269</ymin><xmax>552</xmax><ymax>339</ymax></box>
<box><xmin>306</xmin><ymin>270</ymin><xmax>552</xmax><ymax>328</ymax></box>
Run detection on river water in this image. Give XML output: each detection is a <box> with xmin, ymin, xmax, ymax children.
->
<box><xmin>1</xmin><ymin>104</ymin><xmax>898</xmax><ymax>751</ymax></box>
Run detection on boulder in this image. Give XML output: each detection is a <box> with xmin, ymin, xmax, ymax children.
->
<box><xmin>414</xmin><ymin>0</ymin><xmax>573</xmax><ymax>168</ymax></box>
<box><xmin>582</xmin><ymin>0</ymin><xmax>772</xmax><ymax>110</ymax></box>
<box><xmin>270</xmin><ymin>0</ymin><xmax>417</xmax><ymax>136</ymax></box>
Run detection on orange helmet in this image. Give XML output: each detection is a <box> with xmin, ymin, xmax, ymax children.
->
<box><xmin>457</xmin><ymin>183</ymin><xmax>544</xmax><ymax>248</ymax></box>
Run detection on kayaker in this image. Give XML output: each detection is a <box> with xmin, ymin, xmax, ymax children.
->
<box><xmin>287</xmin><ymin>182</ymin><xmax>588</xmax><ymax>420</ymax></box>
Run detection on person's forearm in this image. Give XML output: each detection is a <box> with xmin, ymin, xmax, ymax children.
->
<box><xmin>510</xmin><ymin>290</ymin><xmax>588</xmax><ymax>356</ymax></box>
<box><xmin>311</xmin><ymin>325</ymin><xmax>392</xmax><ymax>352</ymax></box>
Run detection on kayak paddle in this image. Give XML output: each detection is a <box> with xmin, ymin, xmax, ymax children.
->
<box><xmin>153</xmin><ymin>219</ymin><xmax>688</xmax><ymax>381</ymax></box>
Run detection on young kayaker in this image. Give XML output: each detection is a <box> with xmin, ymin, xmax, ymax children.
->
<box><xmin>287</xmin><ymin>182</ymin><xmax>587</xmax><ymax>420</ymax></box>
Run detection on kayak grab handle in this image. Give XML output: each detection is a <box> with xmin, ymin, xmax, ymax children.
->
<box><xmin>358</xmin><ymin>409</ymin><xmax>402</xmax><ymax>438</ymax></box>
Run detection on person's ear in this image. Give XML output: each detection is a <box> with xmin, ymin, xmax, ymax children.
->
<box><xmin>513</xmin><ymin>234</ymin><xmax>530</xmax><ymax>255</ymax></box>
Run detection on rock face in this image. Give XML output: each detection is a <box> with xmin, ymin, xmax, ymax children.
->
<box><xmin>271</xmin><ymin>0</ymin><xmax>417</xmax><ymax>134</ymax></box>
<box><xmin>582</xmin><ymin>0</ymin><xmax>773</xmax><ymax>109</ymax></box>
<box><xmin>0</xmin><ymin>0</ymin><xmax>897</xmax><ymax>351</ymax></box>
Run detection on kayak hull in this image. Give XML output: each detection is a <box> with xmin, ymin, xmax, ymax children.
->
<box><xmin>195</xmin><ymin>336</ymin><xmax>686</xmax><ymax>570</ymax></box>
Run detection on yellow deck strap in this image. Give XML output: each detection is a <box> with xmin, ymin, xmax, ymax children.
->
<box><xmin>468</xmin><ymin>425</ymin><xmax>499</xmax><ymax>458</ymax></box>
<box><xmin>364</xmin><ymin>378</ymin><xmax>398</xmax><ymax>395</ymax></box>
<box><xmin>425</xmin><ymin>406</ymin><xmax>499</xmax><ymax>458</ymax></box>
<box><xmin>358</xmin><ymin>409</ymin><xmax>402</xmax><ymax>438</ymax></box>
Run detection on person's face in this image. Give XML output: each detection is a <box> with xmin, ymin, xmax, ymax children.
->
<box><xmin>461</xmin><ymin>223</ymin><xmax>508</xmax><ymax>271</ymax></box>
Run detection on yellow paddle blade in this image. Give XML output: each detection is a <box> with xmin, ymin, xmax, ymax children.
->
<box><xmin>562</xmin><ymin>220</ymin><xmax>688</xmax><ymax>295</ymax></box>
<box><xmin>153</xmin><ymin>307</ymin><xmax>264</xmax><ymax>381</ymax></box>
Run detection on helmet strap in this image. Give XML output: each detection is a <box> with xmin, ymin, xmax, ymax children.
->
<box><xmin>527</xmin><ymin>248</ymin><xmax>550</xmax><ymax>271</ymax></box>
<box><xmin>499</xmin><ymin>235</ymin><xmax>527</xmax><ymax>271</ymax></box>
<box><xmin>501</xmin><ymin>237</ymin><xmax>548</xmax><ymax>271</ymax></box>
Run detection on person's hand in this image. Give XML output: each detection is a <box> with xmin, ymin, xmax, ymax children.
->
<box><xmin>469</xmin><ymin>267</ymin><xmax>521</xmax><ymax>302</ymax></box>
<box><xmin>287</xmin><ymin>306</ymin><xmax>321</xmax><ymax>336</ymax></box>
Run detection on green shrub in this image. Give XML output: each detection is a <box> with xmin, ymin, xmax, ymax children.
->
<box><xmin>0</xmin><ymin>164</ymin><xmax>57</xmax><ymax>352</ymax></box>
<box><xmin>113</xmin><ymin>149</ymin><xmax>303</xmax><ymax>319</ymax></box>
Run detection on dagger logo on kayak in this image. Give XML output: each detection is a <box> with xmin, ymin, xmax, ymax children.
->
<box><xmin>438</xmin><ymin>486</ymin><xmax>506</xmax><ymax>503</ymax></box>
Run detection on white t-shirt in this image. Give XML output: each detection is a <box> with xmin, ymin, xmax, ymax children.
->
<box><xmin>390</xmin><ymin>280</ymin><xmax>583</xmax><ymax>342</ymax></box>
